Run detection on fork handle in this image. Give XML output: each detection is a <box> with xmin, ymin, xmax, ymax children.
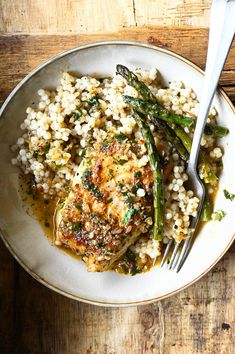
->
<box><xmin>188</xmin><ymin>0</ymin><xmax>235</xmax><ymax>172</ymax></box>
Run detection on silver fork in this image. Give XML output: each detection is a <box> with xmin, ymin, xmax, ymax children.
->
<box><xmin>161</xmin><ymin>0</ymin><xmax>235</xmax><ymax>272</ymax></box>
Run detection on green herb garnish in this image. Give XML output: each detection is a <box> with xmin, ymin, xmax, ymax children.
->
<box><xmin>45</xmin><ymin>142</ymin><xmax>50</xmax><ymax>154</ymax></box>
<box><xmin>101</xmin><ymin>140</ymin><xmax>110</xmax><ymax>152</ymax></box>
<box><xmin>214</xmin><ymin>210</ymin><xmax>226</xmax><ymax>221</ymax></box>
<box><xmin>80</xmin><ymin>149</ymin><xmax>86</xmax><ymax>158</ymax></box>
<box><xmin>124</xmin><ymin>195</ymin><xmax>134</xmax><ymax>206</ymax></box>
<box><xmin>83</xmin><ymin>169</ymin><xmax>90</xmax><ymax>179</ymax></box>
<box><xmin>71</xmin><ymin>221</ymin><xmax>83</xmax><ymax>231</ymax></box>
<box><xmin>82</xmin><ymin>169</ymin><xmax>102</xmax><ymax>198</ymax></box>
<box><xmin>113</xmin><ymin>157</ymin><xmax>128</xmax><ymax>165</ymax></box>
<box><xmin>100</xmin><ymin>125</ymin><xmax>107</xmax><ymax>132</ymax></box>
<box><xmin>131</xmin><ymin>265</ymin><xmax>141</xmax><ymax>276</ymax></box>
<box><xmin>82</xmin><ymin>251</ymin><xmax>90</xmax><ymax>258</ymax></box>
<box><xmin>122</xmin><ymin>209</ymin><xmax>139</xmax><ymax>224</ymax></box>
<box><xmin>55</xmin><ymin>164</ymin><xmax>62</xmax><ymax>172</ymax></box>
<box><xmin>84</xmin><ymin>182</ymin><xmax>102</xmax><ymax>198</ymax></box>
<box><xmin>115</xmin><ymin>133</ymin><xmax>128</xmax><ymax>142</ymax></box>
<box><xmin>90</xmin><ymin>214</ymin><xmax>98</xmax><ymax>220</ymax></box>
<box><xmin>223</xmin><ymin>189</ymin><xmax>235</xmax><ymax>201</ymax></box>
<box><xmin>88</xmin><ymin>95</ymin><xmax>100</xmax><ymax>107</ymax></box>
<box><xmin>119</xmin><ymin>159</ymin><xmax>128</xmax><ymax>165</ymax></box>
<box><xmin>134</xmin><ymin>171</ymin><xmax>142</xmax><ymax>178</ymax></box>
<box><xmin>74</xmin><ymin>109</ymin><xmax>83</xmax><ymax>120</ymax></box>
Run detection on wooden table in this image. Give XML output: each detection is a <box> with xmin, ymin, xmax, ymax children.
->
<box><xmin>0</xmin><ymin>2</ymin><xmax>235</xmax><ymax>353</ymax></box>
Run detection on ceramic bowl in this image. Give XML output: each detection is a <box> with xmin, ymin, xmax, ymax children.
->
<box><xmin>0</xmin><ymin>41</ymin><xmax>234</xmax><ymax>306</ymax></box>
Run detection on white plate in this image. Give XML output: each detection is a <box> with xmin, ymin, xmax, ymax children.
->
<box><xmin>0</xmin><ymin>41</ymin><xmax>234</xmax><ymax>307</ymax></box>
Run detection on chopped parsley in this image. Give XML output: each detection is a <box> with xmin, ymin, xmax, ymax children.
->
<box><xmin>107</xmin><ymin>198</ymin><xmax>113</xmax><ymax>203</ymax></box>
<box><xmin>115</xmin><ymin>133</ymin><xmax>128</xmax><ymax>142</ymax></box>
<box><xmin>118</xmin><ymin>159</ymin><xmax>128</xmax><ymax>165</ymax></box>
<box><xmin>80</xmin><ymin>149</ymin><xmax>86</xmax><ymax>158</ymax></box>
<box><xmin>71</xmin><ymin>221</ymin><xmax>83</xmax><ymax>232</ymax></box>
<box><xmin>82</xmin><ymin>169</ymin><xmax>102</xmax><ymax>198</ymax></box>
<box><xmin>103</xmin><ymin>249</ymin><xmax>112</xmax><ymax>255</ymax></box>
<box><xmin>100</xmin><ymin>125</ymin><xmax>107</xmax><ymax>132</ymax></box>
<box><xmin>109</xmin><ymin>168</ymin><xmax>114</xmax><ymax>175</ymax></box>
<box><xmin>88</xmin><ymin>95</ymin><xmax>100</xmax><ymax>107</ymax></box>
<box><xmin>45</xmin><ymin>142</ymin><xmax>50</xmax><ymax>154</ymax></box>
<box><xmin>89</xmin><ymin>184</ymin><xmax>102</xmax><ymax>198</ymax></box>
<box><xmin>122</xmin><ymin>208</ymin><xmax>139</xmax><ymax>224</ymax></box>
<box><xmin>131</xmin><ymin>265</ymin><xmax>141</xmax><ymax>276</ymax></box>
<box><xmin>223</xmin><ymin>189</ymin><xmax>235</xmax><ymax>201</ymax></box>
<box><xmin>83</xmin><ymin>169</ymin><xmax>90</xmax><ymax>179</ymax></box>
<box><xmin>82</xmin><ymin>251</ymin><xmax>90</xmax><ymax>258</ymax></box>
<box><xmin>90</xmin><ymin>214</ymin><xmax>98</xmax><ymax>220</ymax></box>
<box><xmin>214</xmin><ymin>210</ymin><xmax>226</xmax><ymax>221</ymax></box>
<box><xmin>113</xmin><ymin>157</ymin><xmax>128</xmax><ymax>165</ymax></box>
<box><xmin>101</xmin><ymin>139</ymin><xmax>110</xmax><ymax>152</ymax></box>
<box><xmin>74</xmin><ymin>108</ymin><xmax>83</xmax><ymax>120</ymax></box>
<box><xmin>55</xmin><ymin>164</ymin><xmax>62</xmax><ymax>172</ymax></box>
<box><xmin>75</xmin><ymin>204</ymin><xmax>83</xmax><ymax>211</ymax></box>
<box><xmin>134</xmin><ymin>171</ymin><xmax>142</xmax><ymax>178</ymax></box>
<box><xmin>124</xmin><ymin>195</ymin><xmax>134</xmax><ymax>206</ymax></box>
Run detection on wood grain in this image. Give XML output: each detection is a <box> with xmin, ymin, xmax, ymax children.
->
<box><xmin>0</xmin><ymin>0</ymin><xmax>212</xmax><ymax>34</ymax></box>
<box><xmin>0</xmin><ymin>27</ymin><xmax>235</xmax><ymax>354</ymax></box>
<box><xmin>1</xmin><ymin>242</ymin><xmax>235</xmax><ymax>354</ymax></box>
<box><xmin>0</xmin><ymin>28</ymin><xmax>235</xmax><ymax>105</ymax></box>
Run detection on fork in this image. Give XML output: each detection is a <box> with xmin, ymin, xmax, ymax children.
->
<box><xmin>161</xmin><ymin>0</ymin><xmax>235</xmax><ymax>272</ymax></box>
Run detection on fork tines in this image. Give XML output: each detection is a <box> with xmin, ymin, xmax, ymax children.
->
<box><xmin>161</xmin><ymin>229</ymin><xmax>195</xmax><ymax>272</ymax></box>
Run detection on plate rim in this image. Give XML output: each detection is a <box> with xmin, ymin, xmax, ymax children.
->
<box><xmin>0</xmin><ymin>39</ymin><xmax>234</xmax><ymax>307</ymax></box>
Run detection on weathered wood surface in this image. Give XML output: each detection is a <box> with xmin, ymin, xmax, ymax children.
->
<box><xmin>0</xmin><ymin>0</ymin><xmax>211</xmax><ymax>34</ymax></box>
<box><xmin>0</xmin><ymin>28</ymin><xmax>235</xmax><ymax>354</ymax></box>
<box><xmin>0</xmin><ymin>29</ymin><xmax>235</xmax><ymax>105</ymax></box>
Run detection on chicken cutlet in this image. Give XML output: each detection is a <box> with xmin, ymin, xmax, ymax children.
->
<box><xmin>54</xmin><ymin>134</ymin><xmax>154</xmax><ymax>271</ymax></box>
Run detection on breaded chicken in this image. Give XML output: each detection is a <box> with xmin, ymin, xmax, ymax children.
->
<box><xmin>55</xmin><ymin>134</ymin><xmax>154</xmax><ymax>271</ymax></box>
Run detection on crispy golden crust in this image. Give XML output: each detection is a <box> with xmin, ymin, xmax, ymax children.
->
<box><xmin>55</xmin><ymin>136</ymin><xmax>154</xmax><ymax>271</ymax></box>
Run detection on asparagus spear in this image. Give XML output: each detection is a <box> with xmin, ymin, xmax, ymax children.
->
<box><xmin>152</xmin><ymin>118</ymin><xmax>218</xmax><ymax>184</ymax></box>
<box><xmin>117</xmin><ymin>64</ymin><xmax>197</xmax><ymax>159</ymax></box>
<box><xmin>169</xmin><ymin>121</ymin><xmax>214</xmax><ymax>220</ymax></box>
<box><xmin>125</xmin><ymin>97</ymin><xmax>216</xmax><ymax>183</ymax></box>
<box><xmin>123</xmin><ymin>96</ymin><xmax>228</xmax><ymax>137</ymax></box>
<box><xmin>124</xmin><ymin>95</ymin><xmax>193</xmax><ymax>127</ymax></box>
<box><xmin>117</xmin><ymin>64</ymin><xmax>156</xmax><ymax>102</ymax></box>
<box><xmin>117</xmin><ymin>65</ymin><xmax>228</xmax><ymax>137</ymax></box>
<box><xmin>118</xmin><ymin>64</ymin><xmax>215</xmax><ymax>218</ymax></box>
<box><xmin>204</xmin><ymin>124</ymin><xmax>228</xmax><ymax>138</ymax></box>
<box><xmin>153</xmin><ymin>118</ymin><xmax>189</xmax><ymax>161</ymax></box>
<box><xmin>201</xmin><ymin>188</ymin><xmax>213</xmax><ymax>221</ymax></box>
<box><xmin>133</xmin><ymin>112</ymin><xmax>164</xmax><ymax>240</ymax></box>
